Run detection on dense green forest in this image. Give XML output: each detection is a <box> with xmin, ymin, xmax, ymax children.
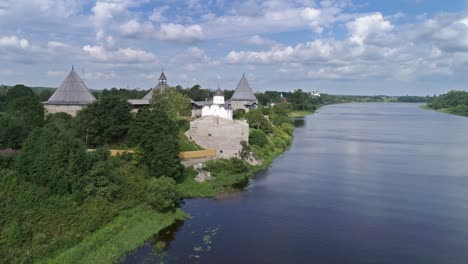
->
<box><xmin>425</xmin><ymin>90</ymin><xmax>468</xmax><ymax>117</ymax></box>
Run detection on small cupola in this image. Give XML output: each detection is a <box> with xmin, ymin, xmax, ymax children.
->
<box><xmin>213</xmin><ymin>84</ymin><xmax>225</xmax><ymax>105</ymax></box>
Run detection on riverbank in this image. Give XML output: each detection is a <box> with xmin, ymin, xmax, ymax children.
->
<box><xmin>420</xmin><ymin>105</ymin><xmax>468</xmax><ymax>117</ymax></box>
<box><xmin>289</xmin><ymin>110</ymin><xmax>315</xmax><ymax>117</ymax></box>
<box><xmin>44</xmin><ymin>206</ymin><xmax>187</xmax><ymax>264</ymax></box>
<box><xmin>42</xmin><ymin>113</ymin><xmax>308</xmax><ymax>263</ymax></box>
<box><xmin>178</xmin><ymin>122</ymin><xmax>295</xmax><ymax>198</ymax></box>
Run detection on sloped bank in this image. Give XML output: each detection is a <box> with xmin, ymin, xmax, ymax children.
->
<box><xmin>177</xmin><ymin>121</ymin><xmax>295</xmax><ymax>198</ymax></box>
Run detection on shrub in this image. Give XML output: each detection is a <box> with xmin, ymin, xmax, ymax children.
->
<box><xmin>82</xmin><ymin>160</ymin><xmax>122</xmax><ymax>201</ymax></box>
<box><xmin>245</xmin><ymin>109</ymin><xmax>272</xmax><ymax>133</ymax></box>
<box><xmin>205</xmin><ymin>158</ymin><xmax>249</xmax><ymax>174</ymax></box>
<box><xmin>281</xmin><ymin>123</ymin><xmax>294</xmax><ymax>136</ymax></box>
<box><xmin>233</xmin><ymin>109</ymin><xmax>246</xmax><ymax>119</ymax></box>
<box><xmin>16</xmin><ymin>123</ymin><xmax>90</xmax><ymax>195</ymax></box>
<box><xmin>146</xmin><ymin>177</ymin><xmax>180</xmax><ymax>212</ymax></box>
<box><xmin>249</xmin><ymin>129</ymin><xmax>267</xmax><ymax>146</ymax></box>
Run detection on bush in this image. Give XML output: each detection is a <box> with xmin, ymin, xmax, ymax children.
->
<box><xmin>16</xmin><ymin>123</ymin><xmax>90</xmax><ymax>195</ymax></box>
<box><xmin>249</xmin><ymin>129</ymin><xmax>268</xmax><ymax>146</ymax></box>
<box><xmin>146</xmin><ymin>177</ymin><xmax>179</xmax><ymax>212</ymax></box>
<box><xmin>82</xmin><ymin>160</ymin><xmax>122</xmax><ymax>201</ymax></box>
<box><xmin>281</xmin><ymin>123</ymin><xmax>294</xmax><ymax>136</ymax></box>
<box><xmin>205</xmin><ymin>158</ymin><xmax>249</xmax><ymax>174</ymax></box>
<box><xmin>233</xmin><ymin>109</ymin><xmax>246</xmax><ymax>119</ymax></box>
<box><xmin>245</xmin><ymin>109</ymin><xmax>273</xmax><ymax>133</ymax></box>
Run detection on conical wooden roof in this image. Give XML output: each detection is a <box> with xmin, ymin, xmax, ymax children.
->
<box><xmin>142</xmin><ymin>70</ymin><xmax>170</xmax><ymax>100</ymax></box>
<box><xmin>46</xmin><ymin>68</ymin><xmax>96</xmax><ymax>105</ymax></box>
<box><xmin>230</xmin><ymin>74</ymin><xmax>257</xmax><ymax>101</ymax></box>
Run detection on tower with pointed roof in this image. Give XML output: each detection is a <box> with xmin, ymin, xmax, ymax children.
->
<box><xmin>44</xmin><ymin>67</ymin><xmax>96</xmax><ymax>116</ymax></box>
<box><xmin>229</xmin><ymin>73</ymin><xmax>258</xmax><ymax>111</ymax></box>
<box><xmin>142</xmin><ymin>70</ymin><xmax>170</xmax><ymax>101</ymax></box>
<box><xmin>128</xmin><ymin>69</ymin><xmax>171</xmax><ymax>111</ymax></box>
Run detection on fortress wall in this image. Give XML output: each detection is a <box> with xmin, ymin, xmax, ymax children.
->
<box><xmin>45</xmin><ymin>105</ymin><xmax>85</xmax><ymax>117</ymax></box>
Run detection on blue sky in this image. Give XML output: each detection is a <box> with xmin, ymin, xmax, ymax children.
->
<box><xmin>1</xmin><ymin>0</ymin><xmax>468</xmax><ymax>95</ymax></box>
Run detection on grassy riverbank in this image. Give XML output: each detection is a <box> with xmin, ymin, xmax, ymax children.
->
<box><xmin>420</xmin><ymin>104</ymin><xmax>468</xmax><ymax>117</ymax></box>
<box><xmin>44</xmin><ymin>207</ymin><xmax>187</xmax><ymax>264</ymax></box>
<box><xmin>289</xmin><ymin>110</ymin><xmax>315</xmax><ymax>117</ymax></box>
<box><xmin>421</xmin><ymin>91</ymin><xmax>468</xmax><ymax>117</ymax></box>
<box><xmin>178</xmin><ymin>123</ymin><xmax>294</xmax><ymax>198</ymax></box>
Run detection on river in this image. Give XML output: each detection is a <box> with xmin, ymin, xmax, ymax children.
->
<box><xmin>124</xmin><ymin>103</ymin><xmax>468</xmax><ymax>264</ymax></box>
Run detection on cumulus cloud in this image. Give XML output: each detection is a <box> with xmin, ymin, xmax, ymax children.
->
<box><xmin>200</xmin><ymin>1</ymin><xmax>341</xmax><ymax>39</ymax></box>
<box><xmin>82</xmin><ymin>45</ymin><xmax>156</xmax><ymax>63</ymax></box>
<box><xmin>0</xmin><ymin>35</ymin><xmax>29</xmax><ymax>49</ymax></box>
<box><xmin>156</xmin><ymin>23</ymin><xmax>204</xmax><ymax>43</ymax></box>
<box><xmin>120</xmin><ymin>19</ymin><xmax>141</xmax><ymax>37</ymax></box>
<box><xmin>431</xmin><ymin>18</ymin><xmax>468</xmax><ymax>52</ymax></box>
<box><xmin>346</xmin><ymin>13</ymin><xmax>394</xmax><ymax>45</ymax></box>
<box><xmin>225</xmin><ymin>12</ymin><xmax>465</xmax><ymax>82</ymax></box>
<box><xmin>247</xmin><ymin>35</ymin><xmax>276</xmax><ymax>46</ymax></box>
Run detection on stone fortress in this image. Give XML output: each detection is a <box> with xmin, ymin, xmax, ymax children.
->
<box><xmin>44</xmin><ymin>66</ymin><xmax>96</xmax><ymax>117</ymax></box>
<box><xmin>44</xmin><ymin>69</ymin><xmax>258</xmax><ymax>158</ymax></box>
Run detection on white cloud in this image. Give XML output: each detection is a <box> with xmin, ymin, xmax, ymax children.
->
<box><xmin>431</xmin><ymin>18</ymin><xmax>468</xmax><ymax>52</ymax></box>
<box><xmin>156</xmin><ymin>23</ymin><xmax>204</xmax><ymax>43</ymax></box>
<box><xmin>82</xmin><ymin>45</ymin><xmax>156</xmax><ymax>63</ymax></box>
<box><xmin>47</xmin><ymin>41</ymin><xmax>68</xmax><ymax>49</ymax></box>
<box><xmin>91</xmin><ymin>0</ymin><xmax>146</xmax><ymax>41</ymax></box>
<box><xmin>120</xmin><ymin>19</ymin><xmax>141</xmax><ymax>36</ymax></box>
<box><xmin>346</xmin><ymin>13</ymin><xmax>394</xmax><ymax>45</ymax></box>
<box><xmin>200</xmin><ymin>1</ymin><xmax>342</xmax><ymax>39</ymax></box>
<box><xmin>247</xmin><ymin>35</ymin><xmax>276</xmax><ymax>46</ymax></box>
<box><xmin>0</xmin><ymin>35</ymin><xmax>29</xmax><ymax>49</ymax></box>
<box><xmin>149</xmin><ymin>6</ymin><xmax>168</xmax><ymax>22</ymax></box>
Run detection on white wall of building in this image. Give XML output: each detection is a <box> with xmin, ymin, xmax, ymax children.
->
<box><xmin>213</xmin><ymin>95</ymin><xmax>224</xmax><ymax>105</ymax></box>
<box><xmin>202</xmin><ymin>104</ymin><xmax>233</xmax><ymax>120</ymax></box>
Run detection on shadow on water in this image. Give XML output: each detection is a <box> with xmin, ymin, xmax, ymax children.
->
<box><xmin>292</xmin><ymin>117</ymin><xmax>305</xmax><ymax>127</ymax></box>
<box><xmin>123</xmin><ymin>220</ymin><xmax>185</xmax><ymax>263</ymax></box>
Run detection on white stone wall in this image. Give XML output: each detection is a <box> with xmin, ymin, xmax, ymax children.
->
<box><xmin>186</xmin><ymin>116</ymin><xmax>249</xmax><ymax>158</ymax></box>
<box><xmin>213</xmin><ymin>95</ymin><xmax>224</xmax><ymax>105</ymax></box>
<box><xmin>45</xmin><ymin>104</ymin><xmax>85</xmax><ymax>117</ymax></box>
<box><xmin>201</xmin><ymin>104</ymin><xmax>233</xmax><ymax>120</ymax></box>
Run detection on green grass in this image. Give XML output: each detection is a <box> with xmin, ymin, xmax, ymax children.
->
<box><xmin>178</xmin><ymin>164</ymin><xmax>255</xmax><ymax>198</ymax></box>
<box><xmin>289</xmin><ymin>110</ymin><xmax>314</xmax><ymax>117</ymax></box>
<box><xmin>44</xmin><ymin>206</ymin><xmax>187</xmax><ymax>264</ymax></box>
<box><xmin>178</xmin><ymin>130</ymin><xmax>204</xmax><ymax>151</ymax></box>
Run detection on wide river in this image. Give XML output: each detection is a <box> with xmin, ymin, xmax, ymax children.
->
<box><xmin>125</xmin><ymin>103</ymin><xmax>468</xmax><ymax>263</ymax></box>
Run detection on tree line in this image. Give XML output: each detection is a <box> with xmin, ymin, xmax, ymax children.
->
<box><xmin>426</xmin><ymin>90</ymin><xmax>468</xmax><ymax>117</ymax></box>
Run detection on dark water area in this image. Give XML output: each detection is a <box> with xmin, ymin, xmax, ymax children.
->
<box><xmin>124</xmin><ymin>103</ymin><xmax>468</xmax><ymax>264</ymax></box>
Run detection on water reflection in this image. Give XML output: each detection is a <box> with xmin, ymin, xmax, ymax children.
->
<box><xmin>292</xmin><ymin>117</ymin><xmax>305</xmax><ymax>127</ymax></box>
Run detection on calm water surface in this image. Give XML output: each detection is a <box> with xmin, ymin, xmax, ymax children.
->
<box><xmin>125</xmin><ymin>103</ymin><xmax>468</xmax><ymax>264</ymax></box>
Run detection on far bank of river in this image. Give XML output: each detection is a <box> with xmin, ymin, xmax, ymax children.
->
<box><xmin>124</xmin><ymin>103</ymin><xmax>468</xmax><ymax>264</ymax></box>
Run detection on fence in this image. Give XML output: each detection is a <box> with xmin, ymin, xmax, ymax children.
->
<box><xmin>178</xmin><ymin>149</ymin><xmax>217</xmax><ymax>159</ymax></box>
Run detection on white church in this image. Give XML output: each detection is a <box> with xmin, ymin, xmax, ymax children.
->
<box><xmin>200</xmin><ymin>86</ymin><xmax>233</xmax><ymax>120</ymax></box>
